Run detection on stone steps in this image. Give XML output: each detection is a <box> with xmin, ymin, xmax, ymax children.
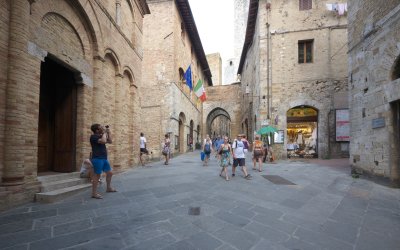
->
<box><xmin>36</xmin><ymin>183</ymin><xmax>92</xmax><ymax>203</ymax></box>
<box><xmin>35</xmin><ymin>172</ymin><xmax>91</xmax><ymax>203</ymax></box>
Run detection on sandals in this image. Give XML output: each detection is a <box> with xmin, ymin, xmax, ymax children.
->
<box><xmin>106</xmin><ymin>188</ymin><xmax>117</xmax><ymax>193</ymax></box>
<box><xmin>258</xmin><ymin>169</ymin><xmax>262</xmax><ymax>172</ymax></box>
<box><xmin>91</xmin><ymin>193</ymin><xmax>103</xmax><ymax>199</ymax></box>
<box><xmin>245</xmin><ymin>174</ymin><xmax>252</xmax><ymax>180</ymax></box>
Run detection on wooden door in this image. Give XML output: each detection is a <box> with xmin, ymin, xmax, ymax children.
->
<box><xmin>38</xmin><ymin>58</ymin><xmax>76</xmax><ymax>173</ymax></box>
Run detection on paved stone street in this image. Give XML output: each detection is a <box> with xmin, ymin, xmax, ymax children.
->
<box><xmin>0</xmin><ymin>152</ymin><xmax>399</xmax><ymax>250</ymax></box>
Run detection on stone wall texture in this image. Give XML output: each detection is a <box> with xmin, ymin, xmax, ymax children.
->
<box><xmin>348</xmin><ymin>0</ymin><xmax>400</xmax><ymax>182</ymax></box>
<box><xmin>141</xmin><ymin>0</ymin><xmax>208</xmax><ymax>157</ymax></box>
<box><xmin>0</xmin><ymin>0</ymin><xmax>149</xmax><ymax>211</ymax></box>
<box><xmin>206</xmin><ymin>53</ymin><xmax>222</xmax><ymax>86</ymax></box>
<box><xmin>239</xmin><ymin>0</ymin><xmax>349</xmax><ymax>159</ymax></box>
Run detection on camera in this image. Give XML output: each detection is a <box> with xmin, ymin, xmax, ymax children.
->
<box><xmin>105</xmin><ymin>125</ymin><xmax>109</xmax><ymax>129</ymax></box>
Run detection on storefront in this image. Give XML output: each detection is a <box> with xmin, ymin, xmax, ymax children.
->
<box><xmin>286</xmin><ymin>106</ymin><xmax>318</xmax><ymax>158</ymax></box>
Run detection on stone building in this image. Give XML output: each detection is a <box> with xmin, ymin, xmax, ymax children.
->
<box><xmin>348</xmin><ymin>0</ymin><xmax>400</xmax><ymax>184</ymax></box>
<box><xmin>141</xmin><ymin>0</ymin><xmax>212</xmax><ymax>155</ymax></box>
<box><xmin>0</xmin><ymin>0</ymin><xmax>150</xmax><ymax>210</ymax></box>
<box><xmin>238</xmin><ymin>0</ymin><xmax>349</xmax><ymax>159</ymax></box>
<box><xmin>206</xmin><ymin>53</ymin><xmax>222</xmax><ymax>86</ymax></box>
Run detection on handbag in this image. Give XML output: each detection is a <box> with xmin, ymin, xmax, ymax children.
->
<box><xmin>162</xmin><ymin>147</ymin><xmax>169</xmax><ymax>156</ymax></box>
<box><xmin>200</xmin><ymin>151</ymin><xmax>205</xmax><ymax>161</ymax></box>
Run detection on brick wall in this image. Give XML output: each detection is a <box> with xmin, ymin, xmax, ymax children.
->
<box><xmin>141</xmin><ymin>0</ymin><xmax>206</xmax><ymax>156</ymax></box>
<box><xmin>0</xmin><ymin>0</ymin><xmax>148</xmax><ymax>210</ymax></box>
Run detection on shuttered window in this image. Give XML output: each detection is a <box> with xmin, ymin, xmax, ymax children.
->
<box><xmin>299</xmin><ymin>0</ymin><xmax>312</xmax><ymax>10</ymax></box>
<box><xmin>298</xmin><ymin>40</ymin><xmax>313</xmax><ymax>63</ymax></box>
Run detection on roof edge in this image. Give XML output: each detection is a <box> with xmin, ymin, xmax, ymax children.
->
<box><xmin>237</xmin><ymin>0</ymin><xmax>259</xmax><ymax>74</ymax></box>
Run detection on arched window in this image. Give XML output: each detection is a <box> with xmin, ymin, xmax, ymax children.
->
<box><xmin>392</xmin><ymin>55</ymin><xmax>400</xmax><ymax>80</ymax></box>
<box><xmin>179</xmin><ymin>68</ymin><xmax>185</xmax><ymax>86</ymax></box>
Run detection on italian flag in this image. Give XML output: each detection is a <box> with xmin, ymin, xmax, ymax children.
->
<box><xmin>194</xmin><ymin>79</ymin><xmax>206</xmax><ymax>102</ymax></box>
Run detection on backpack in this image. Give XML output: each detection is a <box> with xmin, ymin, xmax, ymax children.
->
<box><xmin>243</xmin><ymin>140</ymin><xmax>249</xmax><ymax>149</ymax></box>
<box><xmin>204</xmin><ymin>143</ymin><xmax>211</xmax><ymax>153</ymax></box>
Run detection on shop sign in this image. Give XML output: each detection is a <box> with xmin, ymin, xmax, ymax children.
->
<box><xmin>372</xmin><ymin>118</ymin><xmax>385</xmax><ymax>129</ymax></box>
<box><xmin>336</xmin><ymin>109</ymin><xmax>350</xmax><ymax>142</ymax></box>
<box><xmin>274</xmin><ymin>130</ymin><xmax>284</xmax><ymax>144</ymax></box>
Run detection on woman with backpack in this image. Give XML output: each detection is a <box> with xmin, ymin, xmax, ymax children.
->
<box><xmin>252</xmin><ymin>135</ymin><xmax>264</xmax><ymax>172</ymax></box>
<box><xmin>202</xmin><ymin>134</ymin><xmax>213</xmax><ymax>166</ymax></box>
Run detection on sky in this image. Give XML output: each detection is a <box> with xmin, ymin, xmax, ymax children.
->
<box><xmin>188</xmin><ymin>0</ymin><xmax>234</xmax><ymax>80</ymax></box>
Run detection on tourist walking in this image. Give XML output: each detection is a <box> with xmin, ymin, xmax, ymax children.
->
<box><xmin>202</xmin><ymin>134</ymin><xmax>213</xmax><ymax>166</ymax></box>
<box><xmin>162</xmin><ymin>133</ymin><xmax>171</xmax><ymax>165</ymax></box>
<box><xmin>89</xmin><ymin>124</ymin><xmax>117</xmax><ymax>199</ymax></box>
<box><xmin>232</xmin><ymin>134</ymin><xmax>251</xmax><ymax>179</ymax></box>
<box><xmin>252</xmin><ymin>135</ymin><xmax>264</xmax><ymax>172</ymax></box>
<box><xmin>139</xmin><ymin>132</ymin><xmax>148</xmax><ymax>166</ymax></box>
<box><xmin>218</xmin><ymin>136</ymin><xmax>232</xmax><ymax>181</ymax></box>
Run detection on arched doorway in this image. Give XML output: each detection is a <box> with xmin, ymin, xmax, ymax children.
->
<box><xmin>38</xmin><ymin>57</ymin><xmax>77</xmax><ymax>173</ymax></box>
<box><xmin>206</xmin><ymin>108</ymin><xmax>231</xmax><ymax>138</ymax></box>
<box><xmin>286</xmin><ymin>106</ymin><xmax>318</xmax><ymax>158</ymax></box>
<box><xmin>179</xmin><ymin>112</ymin><xmax>186</xmax><ymax>153</ymax></box>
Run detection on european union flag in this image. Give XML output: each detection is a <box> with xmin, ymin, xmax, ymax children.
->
<box><xmin>184</xmin><ymin>65</ymin><xmax>192</xmax><ymax>90</ymax></box>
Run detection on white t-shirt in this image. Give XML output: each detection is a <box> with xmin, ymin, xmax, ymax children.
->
<box><xmin>140</xmin><ymin>136</ymin><xmax>147</xmax><ymax>149</ymax></box>
<box><xmin>232</xmin><ymin>139</ymin><xmax>245</xmax><ymax>159</ymax></box>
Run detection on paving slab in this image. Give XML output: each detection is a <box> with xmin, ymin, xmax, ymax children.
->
<box><xmin>0</xmin><ymin>151</ymin><xmax>399</xmax><ymax>249</ymax></box>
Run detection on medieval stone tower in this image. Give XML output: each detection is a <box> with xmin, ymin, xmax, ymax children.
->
<box><xmin>224</xmin><ymin>0</ymin><xmax>249</xmax><ymax>84</ymax></box>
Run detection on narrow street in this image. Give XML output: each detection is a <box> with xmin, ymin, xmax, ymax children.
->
<box><xmin>0</xmin><ymin>153</ymin><xmax>399</xmax><ymax>250</ymax></box>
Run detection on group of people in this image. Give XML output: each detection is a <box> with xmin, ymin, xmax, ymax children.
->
<box><xmin>202</xmin><ymin>133</ymin><xmax>273</xmax><ymax>181</ymax></box>
<box><xmin>82</xmin><ymin>123</ymin><xmax>273</xmax><ymax>199</ymax></box>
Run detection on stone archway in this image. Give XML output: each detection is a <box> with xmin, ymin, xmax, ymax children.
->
<box><xmin>206</xmin><ymin>108</ymin><xmax>231</xmax><ymax>138</ymax></box>
<box><xmin>286</xmin><ymin>106</ymin><xmax>319</xmax><ymax>158</ymax></box>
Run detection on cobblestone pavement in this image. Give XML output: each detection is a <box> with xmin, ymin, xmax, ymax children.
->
<box><xmin>1</xmin><ymin>151</ymin><xmax>399</xmax><ymax>250</ymax></box>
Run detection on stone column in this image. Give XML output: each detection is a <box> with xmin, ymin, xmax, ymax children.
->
<box><xmin>92</xmin><ymin>56</ymin><xmax>105</xmax><ymax>123</ymax></box>
<box><xmin>112</xmin><ymin>74</ymin><xmax>123</xmax><ymax>171</ymax></box>
<box><xmin>2</xmin><ymin>0</ymin><xmax>30</xmax><ymax>186</ymax></box>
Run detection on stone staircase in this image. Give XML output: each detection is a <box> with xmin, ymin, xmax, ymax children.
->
<box><xmin>35</xmin><ymin>172</ymin><xmax>91</xmax><ymax>203</ymax></box>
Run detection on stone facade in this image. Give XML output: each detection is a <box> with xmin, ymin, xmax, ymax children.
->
<box><xmin>203</xmin><ymin>83</ymin><xmax>243</xmax><ymax>140</ymax></box>
<box><xmin>0</xmin><ymin>0</ymin><xmax>150</xmax><ymax>211</ymax></box>
<box><xmin>239</xmin><ymin>0</ymin><xmax>348</xmax><ymax>159</ymax></box>
<box><xmin>206</xmin><ymin>53</ymin><xmax>222</xmax><ymax>86</ymax></box>
<box><xmin>348</xmin><ymin>0</ymin><xmax>400</xmax><ymax>183</ymax></box>
<box><xmin>141</xmin><ymin>0</ymin><xmax>212</xmax><ymax>156</ymax></box>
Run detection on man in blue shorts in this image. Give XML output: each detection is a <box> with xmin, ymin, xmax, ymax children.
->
<box><xmin>90</xmin><ymin>124</ymin><xmax>117</xmax><ymax>199</ymax></box>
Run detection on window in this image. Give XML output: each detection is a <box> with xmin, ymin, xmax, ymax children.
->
<box><xmin>181</xmin><ymin>22</ymin><xmax>185</xmax><ymax>41</ymax></box>
<box><xmin>299</xmin><ymin>0</ymin><xmax>312</xmax><ymax>11</ymax></box>
<box><xmin>179</xmin><ymin>68</ymin><xmax>185</xmax><ymax>83</ymax></box>
<box><xmin>298</xmin><ymin>40</ymin><xmax>313</xmax><ymax>63</ymax></box>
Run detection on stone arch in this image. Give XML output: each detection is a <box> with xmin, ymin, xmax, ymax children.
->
<box><xmin>32</xmin><ymin>0</ymin><xmax>101</xmax><ymax>62</ymax></box>
<box><xmin>120</xmin><ymin>0</ymin><xmax>135</xmax><ymax>43</ymax></box>
<box><xmin>123</xmin><ymin>66</ymin><xmax>135</xmax><ymax>85</ymax></box>
<box><xmin>41</xmin><ymin>12</ymin><xmax>85</xmax><ymax>56</ymax></box>
<box><xmin>206</xmin><ymin>107</ymin><xmax>231</xmax><ymax>137</ymax></box>
<box><xmin>104</xmin><ymin>48</ymin><xmax>122</xmax><ymax>74</ymax></box>
<box><xmin>391</xmin><ymin>55</ymin><xmax>400</xmax><ymax>80</ymax></box>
